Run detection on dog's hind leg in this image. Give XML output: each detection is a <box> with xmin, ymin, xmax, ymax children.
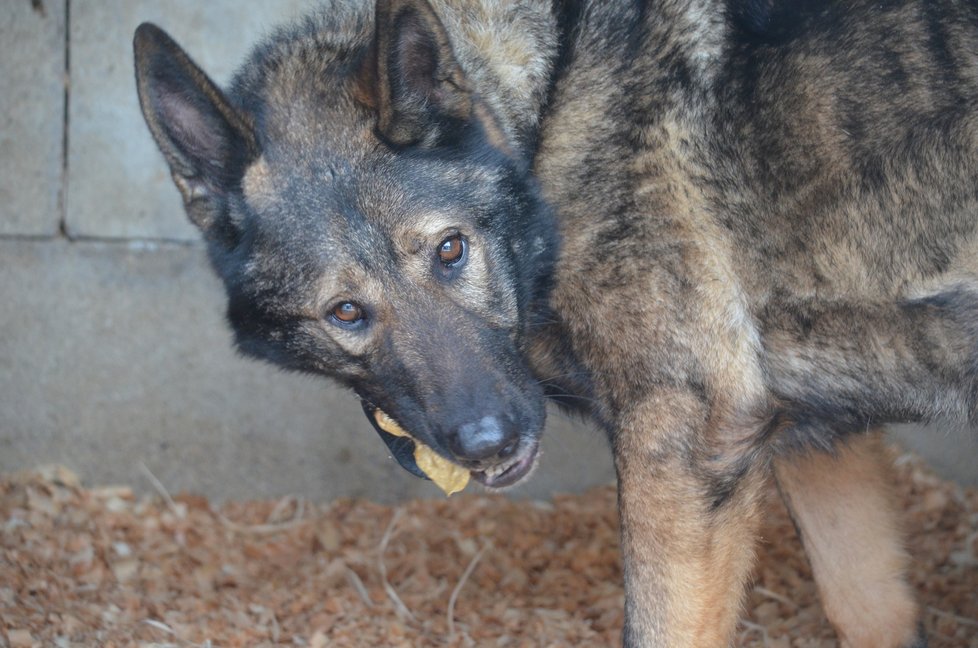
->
<box><xmin>760</xmin><ymin>292</ymin><xmax>978</xmax><ymax>431</ymax></box>
<box><xmin>773</xmin><ymin>431</ymin><xmax>925</xmax><ymax>648</ymax></box>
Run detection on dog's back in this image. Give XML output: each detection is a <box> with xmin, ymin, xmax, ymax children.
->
<box><xmin>524</xmin><ymin>2</ymin><xmax>978</xmax><ymax>644</ymax></box>
<box><xmin>537</xmin><ymin>0</ymin><xmax>978</xmax><ymax>430</ymax></box>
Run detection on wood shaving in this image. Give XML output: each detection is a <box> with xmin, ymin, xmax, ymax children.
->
<box><xmin>0</xmin><ymin>453</ymin><xmax>975</xmax><ymax>647</ymax></box>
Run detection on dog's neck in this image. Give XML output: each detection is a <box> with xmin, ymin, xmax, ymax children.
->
<box><xmin>518</xmin><ymin>0</ymin><xmax>732</xmax><ymax>414</ymax></box>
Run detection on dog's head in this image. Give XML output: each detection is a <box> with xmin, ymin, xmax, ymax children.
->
<box><xmin>133</xmin><ymin>0</ymin><xmax>557</xmax><ymax>488</ymax></box>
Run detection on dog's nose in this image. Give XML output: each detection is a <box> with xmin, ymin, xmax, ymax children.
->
<box><xmin>449</xmin><ymin>415</ymin><xmax>518</xmax><ymax>462</ymax></box>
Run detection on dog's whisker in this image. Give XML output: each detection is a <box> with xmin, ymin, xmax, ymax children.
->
<box><xmin>546</xmin><ymin>393</ymin><xmax>601</xmax><ymax>407</ymax></box>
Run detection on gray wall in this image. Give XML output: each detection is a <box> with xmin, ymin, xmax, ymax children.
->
<box><xmin>1</xmin><ymin>1</ymin><xmax>974</xmax><ymax>502</ymax></box>
<box><xmin>0</xmin><ymin>0</ymin><xmax>615</xmax><ymax>501</ymax></box>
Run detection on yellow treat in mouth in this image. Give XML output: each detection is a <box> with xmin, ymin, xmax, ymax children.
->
<box><xmin>375</xmin><ymin>410</ymin><xmax>470</xmax><ymax>496</ymax></box>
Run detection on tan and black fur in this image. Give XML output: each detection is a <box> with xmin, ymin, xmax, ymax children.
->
<box><xmin>134</xmin><ymin>1</ymin><xmax>978</xmax><ymax>645</ymax></box>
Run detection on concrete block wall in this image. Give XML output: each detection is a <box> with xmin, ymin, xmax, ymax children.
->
<box><xmin>0</xmin><ymin>0</ymin><xmax>616</xmax><ymax>502</ymax></box>
<box><xmin>1</xmin><ymin>0</ymin><xmax>65</xmax><ymax>236</ymax></box>
<box><xmin>1</xmin><ymin>1</ymin><xmax>974</xmax><ymax>502</ymax></box>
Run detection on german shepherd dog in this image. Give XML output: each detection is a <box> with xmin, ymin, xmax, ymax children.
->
<box><xmin>134</xmin><ymin>0</ymin><xmax>978</xmax><ymax>645</ymax></box>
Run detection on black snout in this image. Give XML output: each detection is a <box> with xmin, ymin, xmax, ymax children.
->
<box><xmin>448</xmin><ymin>415</ymin><xmax>520</xmax><ymax>463</ymax></box>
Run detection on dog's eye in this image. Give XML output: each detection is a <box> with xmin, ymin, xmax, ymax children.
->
<box><xmin>438</xmin><ymin>234</ymin><xmax>467</xmax><ymax>267</ymax></box>
<box><xmin>331</xmin><ymin>301</ymin><xmax>365</xmax><ymax>326</ymax></box>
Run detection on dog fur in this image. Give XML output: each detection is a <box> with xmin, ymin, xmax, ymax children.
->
<box><xmin>134</xmin><ymin>1</ymin><xmax>978</xmax><ymax>644</ymax></box>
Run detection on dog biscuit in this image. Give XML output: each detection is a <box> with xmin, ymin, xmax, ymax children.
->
<box><xmin>375</xmin><ymin>411</ymin><xmax>470</xmax><ymax>496</ymax></box>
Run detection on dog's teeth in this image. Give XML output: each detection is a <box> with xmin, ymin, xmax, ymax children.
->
<box><xmin>483</xmin><ymin>456</ymin><xmax>519</xmax><ymax>480</ymax></box>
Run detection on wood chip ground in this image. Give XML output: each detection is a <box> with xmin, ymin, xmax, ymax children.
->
<box><xmin>1</xmin><ymin>449</ymin><xmax>975</xmax><ymax>647</ymax></box>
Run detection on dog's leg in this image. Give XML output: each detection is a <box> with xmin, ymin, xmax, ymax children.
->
<box><xmin>614</xmin><ymin>394</ymin><xmax>768</xmax><ymax>647</ymax></box>
<box><xmin>773</xmin><ymin>431</ymin><xmax>925</xmax><ymax>648</ymax></box>
<box><xmin>761</xmin><ymin>293</ymin><xmax>978</xmax><ymax>428</ymax></box>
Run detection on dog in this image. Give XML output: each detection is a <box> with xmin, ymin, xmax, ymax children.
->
<box><xmin>134</xmin><ymin>1</ymin><xmax>978</xmax><ymax>645</ymax></box>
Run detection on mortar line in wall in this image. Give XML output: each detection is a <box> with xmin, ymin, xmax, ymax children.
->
<box><xmin>0</xmin><ymin>234</ymin><xmax>64</xmax><ymax>243</ymax></box>
<box><xmin>68</xmin><ymin>235</ymin><xmax>201</xmax><ymax>247</ymax></box>
<box><xmin>58</xmin><ymin>0</ymin><xmax>70</xmax><ymax>240</ymax></box>
<box><xmin>0</xmin><ymin>233</ymin><xmax>201</xmax><ymax>248</ymax></box>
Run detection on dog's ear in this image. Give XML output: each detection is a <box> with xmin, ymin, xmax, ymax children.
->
<box><xmin>366</xmin><ymin>0</ymin><xmax>472</xmax><ymax>147</ymax></box>
<box><xmin>133</xmin><ymin>23</ymin><xmax>257</xmax><ymax>238</ymax></box>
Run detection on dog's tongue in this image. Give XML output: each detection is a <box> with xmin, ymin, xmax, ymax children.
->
<box><xmin>361</xmin><ymin>401</ymin><xmax>428</xmax><ymax>481</ymax></box>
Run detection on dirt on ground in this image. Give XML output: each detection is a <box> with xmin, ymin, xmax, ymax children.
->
<box><xmin>1</xmin><ymin>449</ymin><xmax>975</xmax><ymax>647</ymax></box>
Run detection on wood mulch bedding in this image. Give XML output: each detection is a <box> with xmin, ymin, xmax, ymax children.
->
<box><xmin>1</xmin><ymin>450</ymin><xmax>975</xmax><ymax>647</ymax></box>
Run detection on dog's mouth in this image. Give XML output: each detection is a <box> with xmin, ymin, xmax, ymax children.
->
<box><xmin>361</xmin><ymin>400</ymin><xmax>539</xmax><ymax>491</ymax></box>
<box><xmin>470</xmin><ymin>440</ymin><xmax>539</xmax><ymax>489</ymax></box>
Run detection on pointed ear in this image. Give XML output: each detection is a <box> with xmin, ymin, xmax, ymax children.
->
<box><xmin>133</xmin><ymin>23</ymin><xmax>257</xmax><ymax>236</ymax></box>
<box><xmin>368</xmin><ymin>0</ymin><xmax>473</xmax><ymax>146</ymax></box>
